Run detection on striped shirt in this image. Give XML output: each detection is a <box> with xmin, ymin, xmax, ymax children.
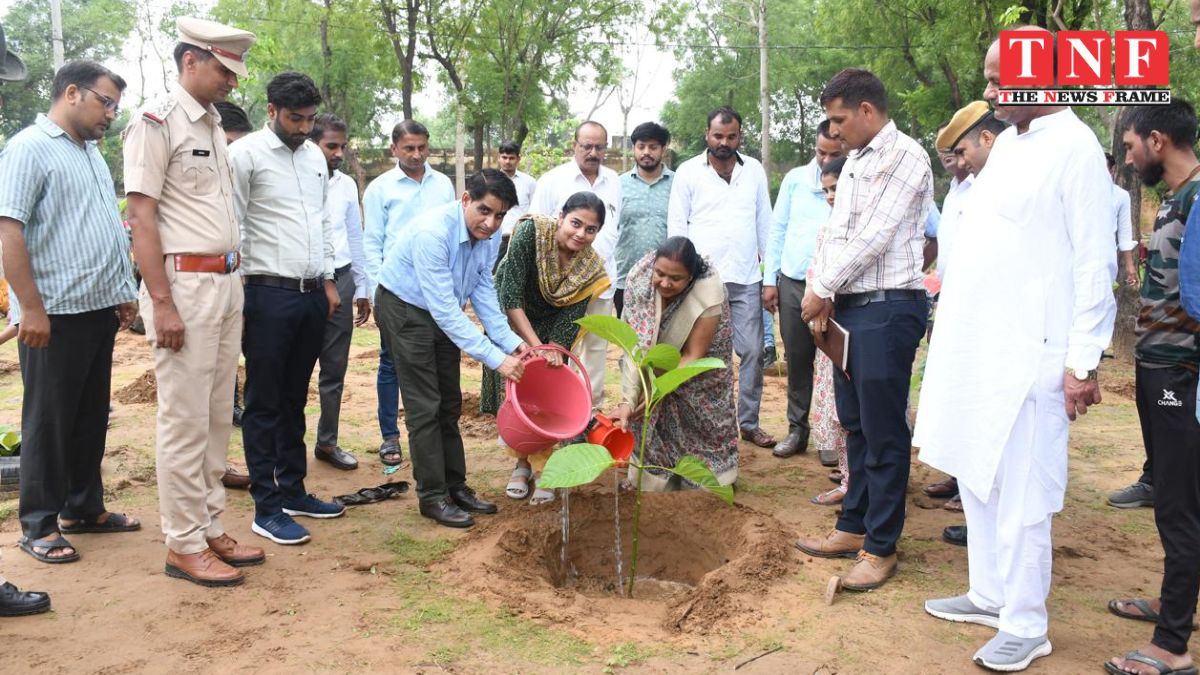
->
<box><xmin>811</xmin><ymin>120</ymin><xmax>933</xmax><ymax>298</ymax></box>
<box><xmin>0</xmin><ymin>114</ymin><xmax>136</xmax><ymax>317</ymax></box>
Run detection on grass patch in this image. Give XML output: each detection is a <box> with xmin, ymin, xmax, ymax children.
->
<box><xmin>351</xmin><ymin>331</ymin><xmax>382</xmax><ymax>348</ymax></box>
<box><xmin>386</xmin><ymin>530</ymin><xmax>455</xmax><ymax>566</ymax></box>
<box><xmin>0</xmin><ymin>498</ymin><xmax>15</xmax><ymax>525</ymax></box>
<box><xmin>605</xmin><ymin>641</ymin><xmax>662</xmax><ymax>668</ymax></box>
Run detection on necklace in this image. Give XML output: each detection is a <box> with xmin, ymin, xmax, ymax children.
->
<box><xmin>1172</xmin><ymin>163</ymin><xmax>1200</xmax><ymax>193</ymax></box>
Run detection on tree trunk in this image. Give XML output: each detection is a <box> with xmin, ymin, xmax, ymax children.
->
<box><xmin>757</xmin><ymin>0</ymin><xmax>770</xmax><ymax>178</ymax></box>
<box><xmin>515</xmin><ymin>121</ymin><xmax>529</xmax><ymax>146</ymax></box>
<box><xmin>455</xmin><ymin>102</ymin><xmax>466</xmax><ymax>193</ymax></box>
<box><xmin>379</xmin><ymin>0</ymin><xmax>419</xmax><ymax>119</ymax></box>
<box><xmin>472</xmin><ymin>119</ymin><xmax>484</xmax><ymax>173</ymax></box>
<box><xmin>1111</xmin><ymin>0</ymin><xmax>1154</xmax><ymax>356</ymax></box>
<box><xmin>319</xmin><ymin>0</ymin><xmax>335</xmax><ymax>109</ymax></box>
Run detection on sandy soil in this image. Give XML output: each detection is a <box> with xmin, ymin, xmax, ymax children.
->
<box><xmin>0</xmin><ymin>325</ymin><xmax>1170</xmax><ymax>673</ymax></box>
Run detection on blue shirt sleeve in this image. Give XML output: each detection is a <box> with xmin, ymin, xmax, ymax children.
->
<box><xmin>362</xmin><ymin>181</ymin><xmax>386</xmax><ymax>301</ymax></box>
<box><xmin>924</xmin><ymin>202</ymin><xmax>941</xmax><ymax>238</ymax></box>
<box><xmin>469</xmin><ymin>243</ymin><xmax>523</xmax><ymax>356</ymax></box>
<box><xmin>1181</xmin><ymin>202</ymin><xmax>1200</xmax><ymax>321</ymax></box>
<box><xmin>764</xmin><ymin>171</ymin><xmax>796</xmax><ymax>287</ymax></box>
<box><xmin>411</xmin><ymin>229</ymin><xmax>509</xmax><ymax>369</ymax></box>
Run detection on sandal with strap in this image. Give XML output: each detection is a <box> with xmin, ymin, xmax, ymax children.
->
<box><xmin>506</xmin><ymin>466</ymin><xmax>532</xmax><ymax>499</ymax></box>
<box><xmin>1104</xmin><ymin>650</ymin><xmax>1199</xmax><ymax>675</ymax></box>
<box><xmin>19</xmin><ymin>534</ymin><xmax>80</xmax><ymax>564</ymax></box>
<box><xmin>59</xmin><ymin>512</ymin><xmax>140</xmax><ymax>534</ymax></box>
<box><xmin>529</xmin><ymin>486</ymin><xmax>556</xmax><ymax>506</ymax></box>
<box><xmin>811</xmin><ymin>487</ymin><xmax>846</xmax><ymax>506</ymax></box>
<box><xmin>334</xmin><ymin>481</ymin><xmax>409</xmax><ymax>506</ymax></box>
<box><xmin>1109</xmin><ymin>599</ymin><xmax>1199</xmax><ymax>631</ymax></box>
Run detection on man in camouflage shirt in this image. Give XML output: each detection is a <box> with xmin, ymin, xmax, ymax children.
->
<box><xmin>1106</xmin><ymin>100</ymin><xmax>1200</xmax><ymax>675</ymax></box>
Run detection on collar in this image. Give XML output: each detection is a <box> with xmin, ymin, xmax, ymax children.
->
<box><xmin>174</xmin><ymin>88</ymin><xmax>211</xmax><ymax>123</ymax></box>
<box><xmin>628</xmin><ymin>165</ymin><xmax>673</xmax><ymax>185</ymax></box>
<box><xmin>856</xmin><ymin>119</ymin><xmax>897</xmax><ymax>159</ymax></box>
<box><xmin>395</xmin><ymin>162</ymin><xmax>434</xmax><ymax>184</ymax></box>
<box><xmin>261</xmin><ymin>123</ymin><xmax>287</xmax><ymax>151</ymax></box>
<box><xmin>1024</xmin><ymin>108</ymin><xmax>1075</xmax><ymax>135</ymax></box>
<box><xmin>706</xmin><ymin>150</ymin><xmax>745</xmax><ymax>169</ymax></box>
<box><xmin>569</xmin><ymin>160</ymin><xmax>610</xmax><ymax>187</ymax></box>
<box><xmin>34</xmin><ymin>113</ymin><xmax>67</xmax><ymax>139</ymax></box>
<box><xmin>805</xmin><ymin>157</ymin><xmax>825</xmax><ymax>191</ymax></box>
<box><xmin>454</xmin><ymin>203</ymin><xmax>472</xmax><ymax>247</ymax></box>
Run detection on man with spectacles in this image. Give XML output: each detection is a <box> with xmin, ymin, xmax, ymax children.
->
<box><xmin>0</xmin><ymin>60</ymin><xmax>139</xmax><ymax>566</ymax></box>
<box><xmin>123</xmin><ymin>17</ymin><xmax>263</xmax><ymax>587</ymax></box>
<box><xmin>528</xmin><ymin>121</ymin><xmax>622</xmax><ymax>408</ymax></box>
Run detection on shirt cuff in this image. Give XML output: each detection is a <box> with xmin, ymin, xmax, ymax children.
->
<box><xmin>1118</xmin><ymin>240</ymin><xmax>1138</xmax><ymax>252</ymax></box>
<box><xmin>479</xmin><ymin>344</ymin><xmax>508</xmax><ymax>371</ymax></box>
<box><xmin>1064</xmin><ymin>344</ymin><xmax>1103</xmax><ymax>373</ymax></box>
<box><xmin>763</xmin><ymin>269</ymin><xmax>778</xmax><ymax>286</ymax></box>
<box><xmin>811</xmin><ymin>277</ymin><xmax>835</xmax><ymax>300</ymax></box>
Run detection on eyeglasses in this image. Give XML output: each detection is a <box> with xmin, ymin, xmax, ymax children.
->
<box><xmin>576</xmin><ymin>143</ymin><xmax>607</xmax><ymax>153</ymax></box>
<box><xmin>81</xmin><ymin>87</ymin><xmax>119</xmax><ymax>114</ymax></box>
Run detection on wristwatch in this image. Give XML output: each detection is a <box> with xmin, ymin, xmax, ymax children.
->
<box><xmin>1067</xmin><ymin>368</ymin><xmax>1098</xmax><ymax>381</ymax></box>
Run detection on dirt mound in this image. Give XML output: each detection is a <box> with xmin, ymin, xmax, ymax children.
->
<box><xmin>0</xmin><ymin>360</ymin><xmax>18</xmax><ymax>374</ymax></box>
<box><xmin>115</xmin><ymin>369</ymin><xmax>157</xmax><ymax>404</ymax></box>
<box><xmin>440</xmin><ymin>486</ymin><xmax>797</xmax><ymax>639</ymax></box>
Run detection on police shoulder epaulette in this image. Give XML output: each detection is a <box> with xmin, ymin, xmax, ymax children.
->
<box><xmin>139</xmin><ymin>97</ymin><xmax>177</xmax><ymax>125</ymax></box>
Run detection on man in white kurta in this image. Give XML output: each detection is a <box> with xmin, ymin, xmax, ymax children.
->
<box><xmin>914</xmin><ymin>35</ymin><xmax>1116</xmax><ymax>673</ymax></box>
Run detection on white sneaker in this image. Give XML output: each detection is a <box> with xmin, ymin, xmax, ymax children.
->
<box><xmin>973</xmin><ymin>631</ymin><xmax>1052</xmax><ymax>672</ymax></box>
<box><xmin>924</xmin><ymin>594</ymin><xmax>1000</xmax><ymax>628</ymax></box>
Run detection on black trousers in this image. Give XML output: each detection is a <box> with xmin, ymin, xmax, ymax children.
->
<box><xmin>374</xmin><ymin>289</ymin><xmax>467</xmax><ymax>505</ymax></box>
<box><xmin>18</xmin><ymin>308</ymin><xmax>118</xmax><ymax>539</ymax></box>
<box><xmin>242</xmin><ymin>284</ymin><xmax>327</xmax><ymax>518</ymax></box>
<box><xmin>832</xmin><ymin>296</ymin><xmax>927</xmax><ymax>557</ymax></box>
<box><xmin>1136</xmin><ymin>362</ymin><xmax>1200</xmax><ymax>655</ymax></box>
<box><xmin>613</xmin><ymin>288</ymin><xmax>625</xmax><ymax>318</ymax></box>
<box><xmin>777</xmin><ymin>274</ymin><xmax>817</xmax><ymax>441</ymax></box>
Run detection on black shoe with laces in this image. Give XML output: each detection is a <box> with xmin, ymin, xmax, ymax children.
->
<box><xmin>450</xmin><ymin>485</ymin><xmax>498</xmax><ymax>514</ymax></box>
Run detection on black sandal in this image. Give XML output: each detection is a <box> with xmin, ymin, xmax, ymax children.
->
<box><xmin>19</xmin><ymin>534</ymin><xmax>80</xmax><ymax>564</ymax></box>
<box><xmin>59</xmin><ymin>512</ymin><xmax>140</xmax><ymax>534</ymax></box>
<box><xmin>334</xmin><ymin>481</ymin><xmax>409</xmax><ymax>506</ymax></box>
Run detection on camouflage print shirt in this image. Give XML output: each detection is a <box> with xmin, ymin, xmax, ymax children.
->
<box><xmin>1135</xmin><ymin>175</ymin><xmax>1200</xmax><ymax>368</ymax></box>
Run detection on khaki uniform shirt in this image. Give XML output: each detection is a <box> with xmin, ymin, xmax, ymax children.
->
<box><xmin>123</xmin><ymin>88</ymin><xmax>239</xmax><ymax>255</ymax></box>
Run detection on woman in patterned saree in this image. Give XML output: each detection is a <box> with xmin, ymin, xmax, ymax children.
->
<box><xmin>481</xmin><ymin>192</ymin><xmax>609</xmax><ymax>505</ymax></box>
<box><xmin>611</xmin><ymin>236</ymin><xmax>738</xmax><ymax>490</ymax></box>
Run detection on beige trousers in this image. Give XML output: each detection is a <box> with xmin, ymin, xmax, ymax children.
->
<box><xmin>140</xmin><ymin>262</ymin><xmax>243</xmax><ymax>554</ymax></box>
<box><xmin>579</xmin><ymin>296</ymin><xmax>613</xmax><ymax>408</ymax></box>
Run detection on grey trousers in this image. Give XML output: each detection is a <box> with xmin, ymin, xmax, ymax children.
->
<box><xmin>777</xmin><ymin>274</ymin><xmax>816</xmax><ymax>440</ymax></box>
<box><xmin>726</xmin><ymin>281</ymin><xmax>764</xmax><ymax>431</ymax></box>
<box><xmin>316</xmin><ymin>267</ymin><xmax>356</xmax><ymax>448</ymax></box>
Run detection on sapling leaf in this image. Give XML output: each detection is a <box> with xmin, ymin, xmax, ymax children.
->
<box><xmin>575</xmin><ymin>315</ymin><xmax>639</xmax><ymax>356</ymax></box>
<box><xmin>650</xmin><ymin>357</ymin><xmax>725</xmax><ymax>404</ymax></box>
<box><xmin>538</xmin><ymin>443</ymin><xmax>617</xmax><ymax>489</ymax></box>
<box><xmin>670</xmin><ymin>455</ymin><xmax>735</xmax><ymax>505</ymax></box>
<box><xmin>641</xmin><ymin>343</ymin><xmax>681</xmax><ymax>371</ymax></box>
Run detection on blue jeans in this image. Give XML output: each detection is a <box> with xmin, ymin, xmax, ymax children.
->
<box><xmin>762</xmin><ymin>310</ymin><xmax>776</xmax><ymax>349</ymax></box>
<box><xmin>377</xmin><ymin>343</ymin><xmax>401</xmax><ymax>439</ymax></box>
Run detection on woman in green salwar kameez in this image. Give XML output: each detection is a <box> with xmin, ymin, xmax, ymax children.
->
<box><xmin>480</xmin><ymin>192</ymin><xmax>609</xmax><ymax>504</ymax></box>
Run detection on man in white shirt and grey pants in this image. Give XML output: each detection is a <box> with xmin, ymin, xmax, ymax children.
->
<box><xmin>667</xmin><ymin>106</ymin><xmax>776</xmax><ymax>448</ymax></box>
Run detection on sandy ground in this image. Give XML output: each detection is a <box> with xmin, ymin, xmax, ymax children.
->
<box><xmin>0</xmin><ymin>323</ymin><xmax>1170</xmax><ymax>674</ymax></box>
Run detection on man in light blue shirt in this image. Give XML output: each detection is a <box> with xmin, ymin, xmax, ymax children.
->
<box><xmin>362</xmin><ymin>120</ymin><xmax>456</xmax><ymax>467</ymax></box>
<box><xmin>375</xmin><ymin>169</ymin><xmax>526</xmax><ymax>529</ymax></box>
<box><xmin>761</xmin><ymin>120</ymin><xmax>844</xmax><ymax>459</ymax></box>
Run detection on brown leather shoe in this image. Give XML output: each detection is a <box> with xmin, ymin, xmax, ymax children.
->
<box><xmin>740</xmin><ymin>427</ymin><xmax>777</xmax><ymax>448</ymax></box>
<box><xmin>841</xmin><ymin>550</ymin><xmax>897</xmax><ymax>591</ymax></box>
<box><xmin>794</xmin><ymin>528</ymin><xmax>864</xmax><ymax>559</ymax></box>
<box><xmin>923</xmin><ymin>476</ymin><xmax>958</xmax><ymax>499</ymax></box>
<box><xmin>165</xmin><ymin>548</ymin><xmax>244</xmax><ymax>587</ymax></box>
<box><xmin>206</xmin><ymin>533</ymin><xmax>265</xmax><ymax>567</ymax></box>
<box><xmin>222</xmin><ymin>464</ymin><xmax>250</xmax><ymax>490</ymax></box>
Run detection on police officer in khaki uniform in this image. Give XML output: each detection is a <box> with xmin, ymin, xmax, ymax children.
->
<box><xmin>124</xmin><ymin>17</ymin><xmax>264</xmax><ymax>587</ymax></box>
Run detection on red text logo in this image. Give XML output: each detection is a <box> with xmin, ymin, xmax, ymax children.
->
<box><xmin>999</xmin><ymin>30</ymin><xmax>1169</xmax><ymax>87</ymax></box>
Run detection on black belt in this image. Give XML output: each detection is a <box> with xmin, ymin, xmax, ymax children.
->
<box><xmin>243</xmin><ymin>274</ymin><xmax>326</xmax><ymax>293</ymax></box>
<box><xmin>835</xmin><ymin>289</ymin><xmax>926</xmax><ymax>309</ymax></box>
<box><xmin>333</xmin><ymin>263</ymin><xmax>352</xmax><ymax>280</ymax></box>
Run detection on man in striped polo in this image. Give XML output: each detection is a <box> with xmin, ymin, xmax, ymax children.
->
<box><xmin>0</xmin><ymin>60</ymin><xmax>140</xmax><ymax>565</ymax></box>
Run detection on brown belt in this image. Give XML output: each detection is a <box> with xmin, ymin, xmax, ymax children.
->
<box><xmin>173</xmin><ymin>252</ymin><xmax>240</xmax><ymax>274</ymax></box>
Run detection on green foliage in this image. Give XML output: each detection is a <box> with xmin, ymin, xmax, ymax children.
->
<box><xmin>538</xmin><ymin>443</ymin><xmax>616</xmax><ymax>489</ymax></box>
<box><xmin>651</xmin><ymin>357</ymin><xmax>724</xmax><ymax>404</ymax></box>
<box><xmin>0</xmin><ymin>0</ymin><xmax>136</xmax><ymax>137</ymax></box>
<box><xmin>671</xmin><ymin>456</ymin><xmax>734</xmax><ymax>505</ymax></box>
<box><xmin>0</xmin><ymin>425</ymin><xmax>20</xmax><ymax>457</ymax></box>
<box><xmin>576</xmin><ymin>314</ymin><xmax>639</xmax><ymax>358</ymax></box>
<box><xmin>642</xmin><ymin>343</ymin><xmax>681</xmax><ymax>372</ymax></box>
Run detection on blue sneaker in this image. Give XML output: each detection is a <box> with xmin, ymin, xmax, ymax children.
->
<box><xmin>251</xmin><ymin>513</ymin><xmax>311</xmax><ymax>545</ymax></box>
<box><xmin>282</xmin><ymin>493</ymin><xmax>346</xmax><ymax>519</ymax></box>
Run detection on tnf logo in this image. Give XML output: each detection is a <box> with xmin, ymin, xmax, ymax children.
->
<box><xmin>999</xmin><ymin>30</ymin><xmax>1169</xmax><ymax>87</ymax></box>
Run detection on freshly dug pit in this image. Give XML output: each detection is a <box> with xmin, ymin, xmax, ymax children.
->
<box><xmin>439</xmin><ymin>485</ymin><xmax>797</xmax><ymax>638</ymax></box>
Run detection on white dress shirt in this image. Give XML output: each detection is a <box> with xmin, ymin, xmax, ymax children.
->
<box><xmin>667</xmin><ymin>151</ymin><xmax>772</xmax><ymax>286</ymax></box>
<box><xmin>230</xmin><ymin>128</ymin><xmax>334</xmax><ymax>279</ymax></box>
<box><xmin>936</xmin><ymin>174</ymin><xmax>973</xmax><ymax>280</ymax></box>
<box><xmin>812</xmin><ymin>120</ymin><xmax>932</xmax><ymax>298</ymax></box>
<box><xmin>1112</xmin><ymin>183</ymin><xmax>1137</xmax><ymax>251</ymax></box>
<box><xmin>328</xmin><ymin>169</ymin><xmax>368</xmax><ymax>300</ymax></box>
<box><xmin>529</xmin><ymin>160</ymin><xmax>622</xmax><ymax>299</ymax></box>
<box><xmin>500</xmin><ymin>169</ymin><xmax>538</xmax><ymax>236</ymax></box>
